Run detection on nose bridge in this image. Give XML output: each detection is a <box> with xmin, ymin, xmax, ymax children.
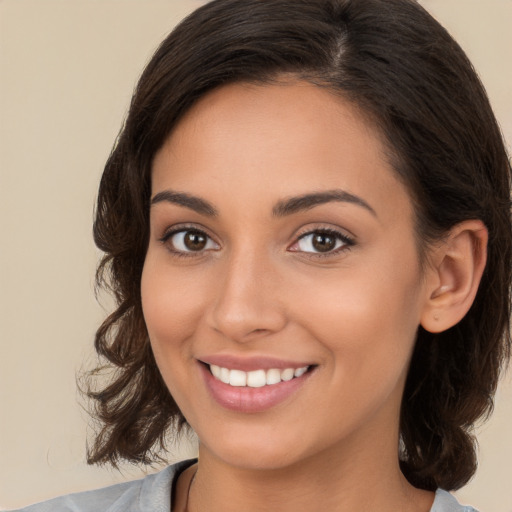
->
<box><xmin>209</xmin><ymin>242</ymin><xmax>286</xmax><ymax>341</ymax></box>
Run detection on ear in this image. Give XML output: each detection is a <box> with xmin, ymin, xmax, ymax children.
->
<box><xmin>420</xmin><ymin>220</ymin><xmax>488</xmax><ymax>333</ymax></box>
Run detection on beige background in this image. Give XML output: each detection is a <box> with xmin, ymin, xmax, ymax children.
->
<box><xmin>0</xmin><ymin>0</ymin><xmax>511</xmax><ymax>510</ymax></box>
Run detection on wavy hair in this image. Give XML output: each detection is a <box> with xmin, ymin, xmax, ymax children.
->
<box><xmin>86</xmin><ymin>0</ymin><xmax>512</xmax><ymax>491</ymax></box>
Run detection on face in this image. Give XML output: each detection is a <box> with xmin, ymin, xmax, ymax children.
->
<box><xmin>142</xmin><ymin>81</ymin><xmax>432</xmax><ymax>472</ymax></box>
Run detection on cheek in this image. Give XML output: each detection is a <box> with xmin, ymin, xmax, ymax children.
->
<box><xmin>300</xmin><ymin>281</ymin><xmax>421</xmax><ymax>428</ymax></box>
<box><xmin>292</xmin><ymin>254</ymin><xmax>424</xmax><ymax>380</ymax></box>
<box><xmin>141</xmin><ymin>257</ymin><xmax>207</xmax><ymax>361</ymax></box>
<box><xmin>140</xmin><ymin>256</ymin><xmax>210</xmax><ymax>414</ymax></box>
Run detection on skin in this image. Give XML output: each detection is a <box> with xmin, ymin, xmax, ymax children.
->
<box><xmin>142</xmin><ymin>81</ymin><xmax>441</xmax><ymax>511</ymax></box>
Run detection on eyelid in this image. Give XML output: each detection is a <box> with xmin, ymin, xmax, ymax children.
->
<box><xmin>158</xmin><ymin>224</ymin><xmax>220</xmax><ymax>255</ymax></box>
<box><xmin>288</xmin><ymin>226</ymin><xmax>355</xmax><ymax>256</ymax></box>
<box><xmin>159</xmin><ymin>222</ymin><xmax>215</xmax><ymax>241</ymax></box>
<box><xmin>156</xmin><ymin>222</ymin><xmax>354</xmax><ymax>258</ymax></box>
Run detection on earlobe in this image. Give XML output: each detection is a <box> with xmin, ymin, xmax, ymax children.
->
<box><xmin>420</xmin><ymin>220</ymin><xmax>488</xmax><ymax>333</ymax></box>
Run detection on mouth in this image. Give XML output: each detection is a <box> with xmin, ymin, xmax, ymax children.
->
<box><xmin>208</xmin><ymin>364</ymin><xmax>311</xmax><ymax>388</ymax></box>
<box><xmin>198</xmin><ymin>358</ymin><xmax>316</xmax><ymax>413</ymax></box>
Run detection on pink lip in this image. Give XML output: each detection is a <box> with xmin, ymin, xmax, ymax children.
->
<box><xmin>198</xmin><ymin>362</ymin><xmax>314</xmax><ymax>413</ymax></box>
<box><xmin>198</xmin><ymin>354</ymin><xmax>312</xmax><ymax>372</ymax></box>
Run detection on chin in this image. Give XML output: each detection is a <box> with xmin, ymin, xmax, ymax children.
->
<box><xmin>203</xmin><ymin>441</ymin><xmax>304</xmax><ymax>472</ymax></box>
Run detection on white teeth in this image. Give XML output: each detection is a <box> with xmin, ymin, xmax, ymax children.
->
<box><xmin>220</xmin><ymin>367</ymin><xmax>230</xmax><ymax>384</ymax></box>
<box><xmin>229</xmin><ymin>369</ymin><xmax>247</xmax><ymax>387</ymax></box>
<box><xmin>209</xmin><ymin>364</ymin><xmax>309</xmax><ymax>387</ymax></box>
<box><xmin>266</xmin><ymin>368</ymin><xmax>281</xmax><ymax>385</ymax></box>
<box><xmin>210</xmin><ymin>364</ymin><xmax>221</xmax><ymax>379</ymax></box>
<box><xmin>294</xmin><ymin>366</ymin><xmax>307</xmax><ymax>377</ymax></box>
<box><xmin>247</xmin><ymin>369</ymin><xmax>266</xmax><ymax>388</ymax></box>
<box><xmin>281</xmin><ymin>368</ymin><xmax>295</xmax><ymax>381</ymax></box>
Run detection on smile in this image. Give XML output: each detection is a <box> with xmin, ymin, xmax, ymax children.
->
<box><xmin>209</xmin><ymin>364</ymin><xmax>309</xmax><ymax>388</ymax></box>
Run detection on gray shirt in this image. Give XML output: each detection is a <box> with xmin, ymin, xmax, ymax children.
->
<box><xmin>9</xmin><ymin>460</ymin><xmax>478</xmax><ymax>512</ymax></box>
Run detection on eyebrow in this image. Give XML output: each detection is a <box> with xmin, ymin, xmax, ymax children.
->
<box><xmin>272</xmin><ymin>189</ymin><xmax>377</xmax><ymax>218</ymax></box>
<box><xmin>150</xmin><ymin>188</ymin><xmax>376</xmax><ymax>218</ymax></box>
<box><xmin>151</xmin><ymin>190</ymin><xmax>218</xmax><ymax>216</ymax></box>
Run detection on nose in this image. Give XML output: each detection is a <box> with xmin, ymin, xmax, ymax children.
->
<box><xmin>207</xmin><ymin>249</ymin><xmax>287</xmax><ymax>343</ymax></box>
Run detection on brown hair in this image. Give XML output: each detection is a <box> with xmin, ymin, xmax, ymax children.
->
<box><xmin>87</xmin><ymin>0</ymin><xmax>512</xmax><ymax>491</ymax></box>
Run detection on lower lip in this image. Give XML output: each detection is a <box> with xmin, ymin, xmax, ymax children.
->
<box><xmin>200</xmin><ymin>364</ymin><xmax>312</xmax><ymax>413</ymax></box>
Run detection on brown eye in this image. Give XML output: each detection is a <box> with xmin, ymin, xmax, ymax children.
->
<box><xmin>312</xmin><ymin>233</ymin><xmax>336</xmax><ymax>252</ymax></box>
<box><xmin>184</xmin><ymin>231</ymin><xmax>207</xmax><ymax>251</ymax></box>
<box><xmin>165</xmin><ymin>229</ymin><xmax>219</xmax><ymax>254</ymax></box>
<box><xmin>292</xmin><ymin>229</ymin><xmax>353</xmax><ymax>255</ymax></box>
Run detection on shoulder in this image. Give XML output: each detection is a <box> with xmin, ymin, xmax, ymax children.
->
<box><xmin>8</xmin><ymin>460</ymin><xmax>196</xmax><ymax>512</ymax></box>
<box><xmin>431</xmin><ymin>489</ymin><xmax>479</xmax><ymax>512</ymax></box>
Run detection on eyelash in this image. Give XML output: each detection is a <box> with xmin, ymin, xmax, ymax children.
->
<box><xmin>158</xmin><ymin>225</ymin><xmax>355</xmax><ymax>259</ymax></box>
<box><xmin>291</xmin><ymin>228</ymin><xmax>355</xmax><ymax>259</ymax></box>
<box><xmin>159</xmin><ymin>224</ymin><xmax>219</xmax><ymax>258</ymax></box>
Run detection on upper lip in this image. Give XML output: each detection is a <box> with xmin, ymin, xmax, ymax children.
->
<box><xmin>198</xmin><ymin>354</ymin><xmax>314</xmax><ymax>372</ymax></box>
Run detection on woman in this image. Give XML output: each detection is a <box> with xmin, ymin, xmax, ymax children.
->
<box><xmin>13</xmin><ymin>0</ymin><xmax>511</xmax><ymax>510</ymax></box>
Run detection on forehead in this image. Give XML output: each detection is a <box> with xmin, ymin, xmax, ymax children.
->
<box><xmin>152</xmin><ymin>81</ymin><xmax>412</xmax><ymax>223</ymax></box>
